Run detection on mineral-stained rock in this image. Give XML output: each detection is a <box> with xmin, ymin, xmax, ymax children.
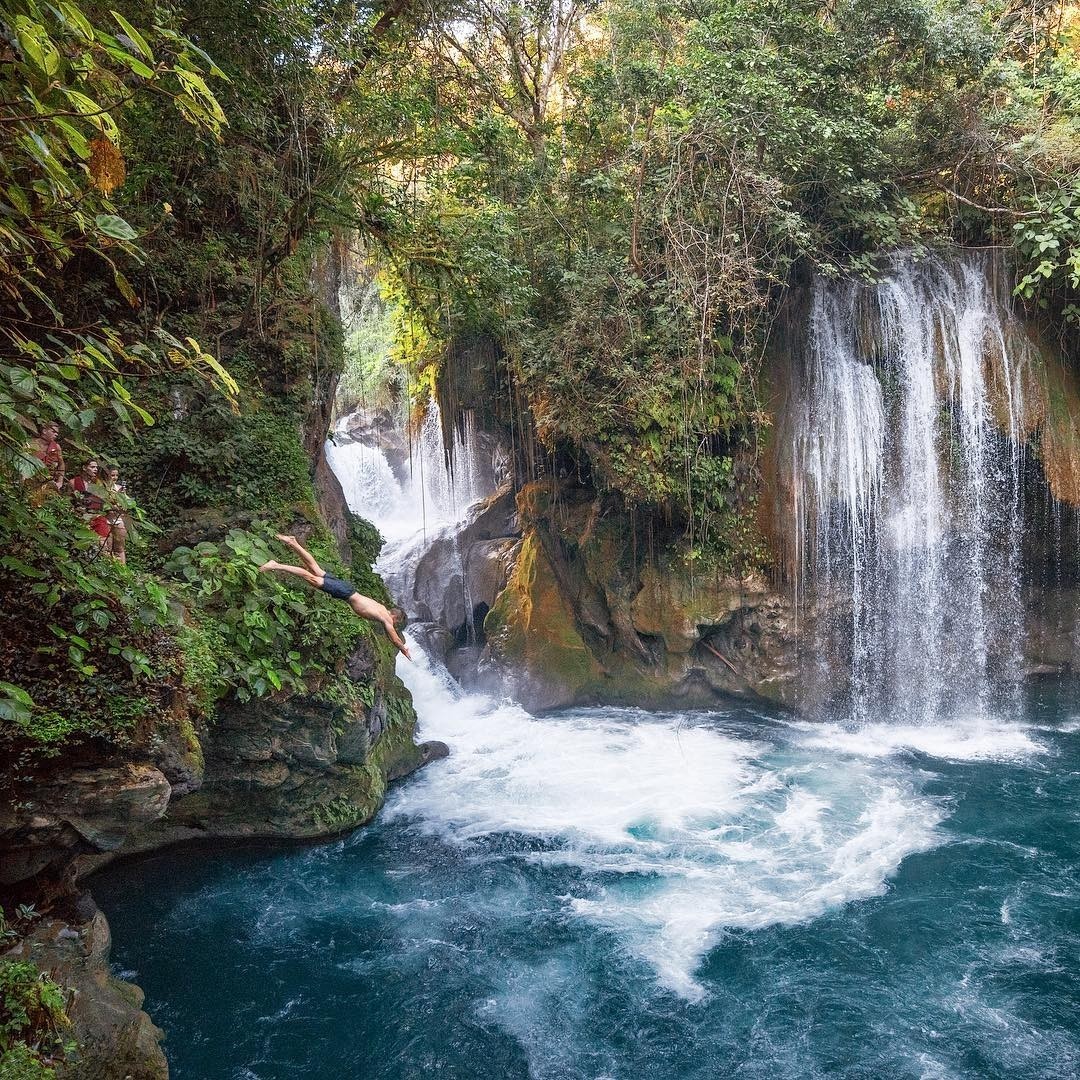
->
<box><xmin>484</xmin><ymin>530</ymin><xmax>606</xmax><ymax>711</ymax></box>
<box><xmin>481</xmin><ymin>481</ymin><xmax>799</xmax><ymax>710</ymax></box>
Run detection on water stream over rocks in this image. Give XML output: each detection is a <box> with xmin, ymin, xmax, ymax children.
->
<box><xmin>782</xmin><ymin>252</ymin><xmax>1032</xmax><ymax>723</ymax></box>
<box><xmin>92</xmin><ymin>255</ymin><xmax>1080</xmax><ymax>1078</ymax></box>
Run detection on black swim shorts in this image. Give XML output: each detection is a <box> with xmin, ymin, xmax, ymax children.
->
<box><xmin>320</xmin><ymin>574</ymin><xmax>358</xmax><ymax>602</ymax></box>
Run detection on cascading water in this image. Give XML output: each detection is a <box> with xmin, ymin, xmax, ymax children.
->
<box><xmin>325</xmin><ymin>402</ymin><xmax>488</xmax><ymax>544</ymax></box>
<box><xmin>785</xmin><ymin>253</ymin><xmax>1033</xmax><ymax>725</ymax></box>
<box><xmin>92</xmin><ymin>256</ymin><xmax>1080</xmax><ymax>1080</ymax></box>
<box><xmin>325</xmin><ymin>402</ymin><xmax>494</xmax><ymax>634</ymax></box>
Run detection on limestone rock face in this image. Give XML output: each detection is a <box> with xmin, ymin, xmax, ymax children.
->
<box><xmin>0</xmin><ymin>764</ymin><xmax>171</xmax><ymax>896</ymax></box>
<box><xmin>481</xmin><ymin>482</ymin><xmax>799</xmax><ymax>711</ymax></box>
<box><xmin>484</xmin><ymin>531</ymin><xmax>605</xmax><ymax>711</ymax></box>
<box><xmin>4</xmin><ymin>909</ymin><xmax>167</xmax><ymax>1080</ymax></box>
<box><xmin>404</xmin><ymin>488</ymin><xmax>520</xmax><ymax>633</ymax></box>
<box><xmin>116</xmin><ymin>646</ymin><xmax>429</xmax><ymax>849</ymax></box>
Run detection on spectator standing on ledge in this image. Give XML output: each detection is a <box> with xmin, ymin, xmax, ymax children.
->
<box><xmin>27</xmin><ymin>421</ymin><xmax>65</xmax><ymax>500</ymax></box>
<box><xmin>105</xmin><ymin>466</ymin><xmax>128</xmax><ymax>564</ymax></box>
<box><xmin>69</xmin><ymin>459</ymin><xmax>111</xmax><ymax>549</ymax></box>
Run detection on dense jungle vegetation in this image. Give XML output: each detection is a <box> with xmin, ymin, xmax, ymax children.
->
<box><xmin>0</xmin><ymin>0</ymin><xmax>1076</xmax><ymax>744</ymax></box>
<box><xmin>0</xmin><ymin>0</ymin><xmax>1078</xmax><ymax>1067</ymax></box>
<box><xmin>0</xmin><ymin>0</ymin><xmax>1076</xmax><ymax>734</ymax></box>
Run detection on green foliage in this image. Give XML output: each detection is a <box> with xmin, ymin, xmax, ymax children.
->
<box><xmin>0</xmin><ymin>0</ymin><xmax>420</xmax><ymax>768</ymax></box>
<box><xmin>351</xmin><ymin>0</ymin><xmax>1013</xmax><ymax>542</ymax></box>
<box><xmin>311</xmin><ymin>792</ymin><xmax>367</xmax><ymax>831</ymax></box>
<box><xmin>175</xmin><ymin>619</ymin><xmax>228</xmax><ymax>715</ymax></box>
<box><xmin>337</xmin><ymin>278</ymin><xmax>402</xmax><ymax>415</ymax></box>
<box><xmin>108</xmin><ymin>387</ymin><xmax>316</xmax><ymax>527</ymax></box>
<box><xmin>0</xmin><ymin>478</ymin><xmax>186</xmax><ymax>753</ymax></box>
<box><xmin>0</xmin><ymin>0</ymin><xmax>236</xmax><ymax>476</ymax></box>
<box><xmin>0</xmin><ymin>959</ymin><xmax>68</xmax><ymax>1077</ymax></box>
<box><xmin>0</xmin><ymin>1043</ymin><xmax>54</xmax><ymax>1080</ymax></box>
<box><xmin>973</xmin><ymin>11</ymin><xmax>1080</xmax><ymax>325</ymax></box>
<box><xmin>347</xmin><ymin>0</ymin><xmax>1080</xmax><ymax>566</ymax></box>
<box><xmin>1013</xmin><ymin>185</ymin><xmax>1080</xmax><ymax>324</ymax></box>
<box><xmin>164</xmin><ymin>526</ymin><xmax>368</xmax><ymax>701</ymax></box>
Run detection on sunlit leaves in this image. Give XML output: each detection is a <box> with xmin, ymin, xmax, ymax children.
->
<box><xmin>1013</xmin><ymin>185</ymin><xmax>1080</xmax><ymax>320</ymax></box>
<box><xmin>0</xmin><ymin>0</ymin><xmax>236</xmax><ymax>480</ymax></box>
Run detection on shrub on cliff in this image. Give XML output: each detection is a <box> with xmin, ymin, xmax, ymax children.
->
<box><xmin>0</xmin><ymin>479</ymin><xmax>188</xmax><ymax>756</ymax></box>
<box><xmin>0</xmin><ymin>959</ymin><xmax>68</xmax><ymax>1079</ymax></box>
<box><xmin>164</xmin><ymin>525</ymin><xmax>373</xmax><ymax>701</ymax></box>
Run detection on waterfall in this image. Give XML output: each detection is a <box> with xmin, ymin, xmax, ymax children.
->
<box><xmin>325</xmin><ymin>402</ymin><xmax>487</xmax><ymax>544</ymax></box>
<box><xmin>324</xmin><ymin>402</ymin><xmax>494</xmax><ymax>634</ymax></box>
<box><xmin>785</xmin><ymin>252</ymin><xmax>1034</xmax><ymax>725</ymax></box>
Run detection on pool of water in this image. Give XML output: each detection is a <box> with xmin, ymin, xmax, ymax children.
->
<box><xmin>92</xmin><ymin>656</ymin><xmax>1080</xmax><ymax>1079</ymax></box>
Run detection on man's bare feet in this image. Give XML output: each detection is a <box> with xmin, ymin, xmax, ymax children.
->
<box><xmin>258</xmin><ymin>560</ymin><xmax>277</xmax><ymax>572</ymax></box>
<box><xmin>275</xmin><ymin>533</ymin><xmax>299</xmax><ymax>546</ymax></box>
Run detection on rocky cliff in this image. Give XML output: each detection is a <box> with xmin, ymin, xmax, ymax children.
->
<box><xmin>476</xmin><ymin>482</ymin><xmax>798</xmax><ymax>712</ymax></box>
<box><xmin>0</xmin><ymin>303</ymin><xmax>441</xmax><ymax>1079</ymax></box>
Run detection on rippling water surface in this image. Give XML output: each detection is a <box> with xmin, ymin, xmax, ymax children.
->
<box><xmin>93</xmin><ymin>653</ymin><xmax>1080</xmax><ymax>1079</ymax></box>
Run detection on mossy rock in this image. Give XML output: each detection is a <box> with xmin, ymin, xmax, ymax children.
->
<box><xmin>485</xmin><ymin>531</ymin><xmax>604</xmax><ymax>709</ymax></box>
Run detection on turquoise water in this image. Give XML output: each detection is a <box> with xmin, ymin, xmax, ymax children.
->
<box><xmin>93</xmin><ymin>665</ymin><xmax>1080</xmax><ymax>1080</ymax></box>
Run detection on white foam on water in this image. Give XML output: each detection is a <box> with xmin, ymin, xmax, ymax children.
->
<box><xmin>392</xmin><ymin>644</ymin><xmax>946</xmax><ymax>999</ymax></box>
<box><xmin>789</xmin><ymin>716</ymin><xmax>1046</xmax><ymax>762</ymax></box>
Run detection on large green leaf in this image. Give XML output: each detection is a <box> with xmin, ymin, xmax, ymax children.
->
<box><xmin>93</xmin><ymin>213</ymin><xmax>139</xmax><ymax>240</ymax></box>
<box><xmin>110</xmin><ymin>11</ymin><xmax>155</xmax><ymax>62</ymax></box>
<box><xmin>14</xmin><ymin>16</ymin><xmax>61</xmax><ymax>78</ymax></box>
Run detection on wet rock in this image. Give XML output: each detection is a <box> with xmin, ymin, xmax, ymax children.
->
<box><xmin>412</xmin><ymin>531</ymin><xmax>466</xmax><ymax>627</ymax></box>
<box><xmin>346</xmin><ymin>636</ymin><xmax>377</xmax><ymax>680</ymax></box>
<box><xmin>480</xmin><ymin>481</ymin><xmax>799</xmax><ymax>710</ymax></box>
<box><xmin>408</xmin><ymin>622</ymin><xmax>456</xmax><ymax>663</ymax></box>
<box><xmin>340</xmin><ymin>407</ymin><xmax>411</xmax><ymax>482</ymax></box>
<box><xmin>399</xmin><ymin>740</ymin><xmax>450</xmax><ymax>779</ymax></box>
<box><xmin>406</xmin><ymin>489</ymin><xmax>521</xmax><ymax>638</ymax></box>
<box><xmin>446</xmin><ymin>645</ymin><xmax>484</xmax><ymax>684</ymax></box>
<box><xmin>465</xmin><ymin>538</ymin><xmax>520</xmax><ymax>619</ymax></box>
<box><xmin>484</xmin><ymin>530</ymin><xmax>606</xmax><ymax>711</ymax></box>
<box><xmin>148</xmin><ymin>714</ymin><xmax>204</xmax><ymax>798</ymax></box>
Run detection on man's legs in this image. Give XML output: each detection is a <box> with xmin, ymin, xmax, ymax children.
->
<box><xmin>111</xmin><ymin>520</ymin><xmax>127</xmax><ymax>565</ymax></box>
<box><xmin>258</xmin><ymin>561</ymin><xmax>322</xmax><ymax>587</ymax></box>
<box><xmin>275</xmin><ymin>534</ymin><xmax>324</xmax><ymax>577</ymax></box>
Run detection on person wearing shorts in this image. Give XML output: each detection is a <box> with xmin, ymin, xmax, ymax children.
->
<box><xmin>258</xmin><ymin>533</ymin><xmax>411</xmax><ymax>659</ymax></box>
<box><xmin>105</xmin><ymin>466</ymin><xmax>128</xmax><ymax>564</ymax></box>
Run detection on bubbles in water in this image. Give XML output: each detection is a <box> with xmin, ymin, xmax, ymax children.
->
<box><xmin>392</xmin><ymin>644</ymin><xmax>947</xmax><ymax>1000</ymax></box>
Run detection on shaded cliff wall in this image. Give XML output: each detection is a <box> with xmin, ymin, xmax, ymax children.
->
<box><xmin>0</xmin><ymin>245</ymin><xmax>438</xmax><ymax>1079</ymax></box>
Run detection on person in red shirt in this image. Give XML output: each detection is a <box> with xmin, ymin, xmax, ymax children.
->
<box><xmin>69</xmin><ymin>459</ymin><xmax>111</xmax><ymax>545</ymax></box>
<box><xmin>28</xmin><ymin>420</ymin><xmax>65</xmax><ymax>493</ymax></box>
